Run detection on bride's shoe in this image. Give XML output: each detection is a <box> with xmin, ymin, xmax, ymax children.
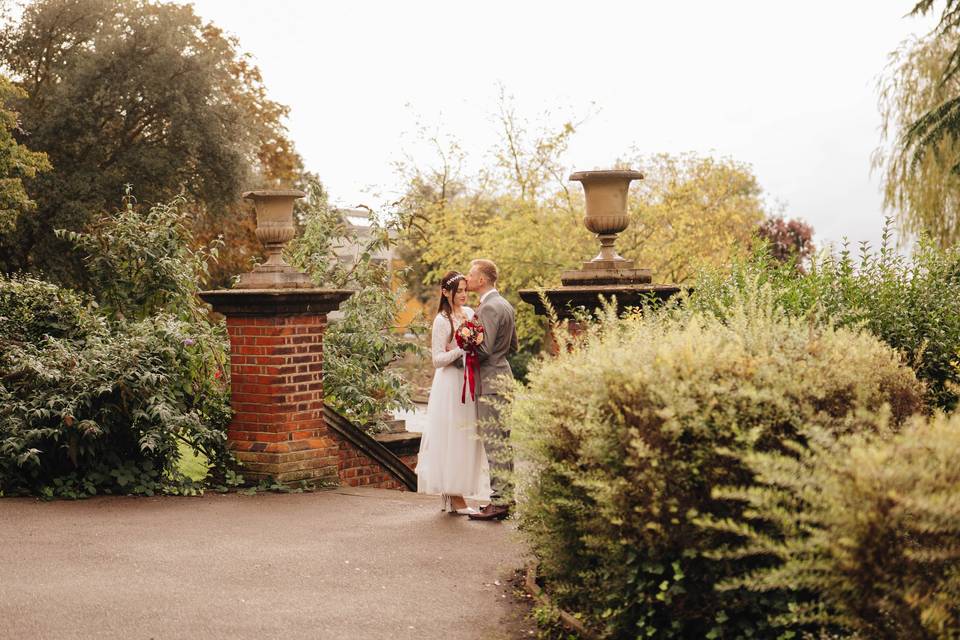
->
<box><xmin>453</xmin><ymin>506</ymin><xmax>480</xmax><ymax>516</ymax></box>
<box><xmin>440</xmin><ymin>494</ymin><xmax>451</xmax><ymax>512</ymax></box>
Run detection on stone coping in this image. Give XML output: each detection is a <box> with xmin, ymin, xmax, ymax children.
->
<box><xmin>199</xmin><ymin>288</ymin><xmax>353</xmax><ymax>316</ymax></box>
<box><xmin>519</xmin><ymin>284</ymin><xmax>684</xmax><ymax>319</ymax></box>
<box><xmin>569</xmin><ymin>169</ymin><xmax>644</xmax><ymax>182</ymax></box>
<box><xmin>241</xmin><ymin>189</ymin><xmax>306</xmax><ymax>199</ymax></box>
<box><xmin>323</xmin><ymin>405</ymin><xmax>417</xmax><ymax>490</ymax></box>
<box><xmin>373</xmin><ymin>431</ymin><xmax>422</xmax><ymax>457</ymax></box>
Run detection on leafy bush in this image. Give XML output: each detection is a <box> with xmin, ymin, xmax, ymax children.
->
<box><xmin>288</xmin><ymin>179</ymin><xmax>423</xmax><ymax>432</ymax></box>
<box><xmin>714</xmin><ymin>411</ymin><xmax>960</xmax><ymax>639</ymax></box>
<box><xmin>56</xmin><ymin>188</ymin><xmax>224</xmax><ymax>324</ymax></box>
<box><xmin>504</xmin><ymin>293</ymin><xmax>924</xmax><ymax>638</ymax></box>
<box><xmin>0</xmin><ymin>306</ymin><xmax>227</xmax><ymax>496</ymax></box>
<box><xmin>0</xmin><ymin>194</ymin><xmax>232</xmax><ymax>497</ymax></box>
<box><xmin>0</xmin><ymin>274</ymin><xmax>102</xmax><ymax>343</ymax></box>
<box><xmin>692</xmin><ymin>223</ymin><xmax>960</xmax><ymax>411</ymax></box>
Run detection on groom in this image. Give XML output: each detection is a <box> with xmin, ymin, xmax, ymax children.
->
<box><xmin>465</xmin><ymin>258</ymin><xmax>519</xmax><ymax>521</ymax></box>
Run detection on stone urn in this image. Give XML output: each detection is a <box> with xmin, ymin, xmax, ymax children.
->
<box><xmin>519</xmin><ymin>167</ymin><xmax>682</xmax><ymax>321</ymax></box>
<box><xmin>235</xmin><ymin>189</ymin><xmax>313</xmax><ymax>289</ymax></box>
<box><xmin>573</xmin><ymin>169</ymin><xmax>644</xmax><ymax>264</ymax></box>
<box><xmin>560</xmin><ymin>169</ymin><xmax>651</xmax><ymax>286</ymax></box>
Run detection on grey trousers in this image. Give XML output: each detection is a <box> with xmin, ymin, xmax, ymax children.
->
<box><xmin>478</xmin><ymin>393</ymin><xmax>512</xmax><ymax>504</ymax></box>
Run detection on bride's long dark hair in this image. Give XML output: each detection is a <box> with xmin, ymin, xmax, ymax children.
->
<box><xmin>437</xmin><ymin>271</ymin><xmax>465</xmax><ymax>335</ymax></box>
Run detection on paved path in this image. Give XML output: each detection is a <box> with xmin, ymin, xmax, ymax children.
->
<box><xmin>0</xmin><ymin>488</ymin><xmax>529</xmax><ymax>640</ymax></box>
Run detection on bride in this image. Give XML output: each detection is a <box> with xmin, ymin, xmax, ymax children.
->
<box><xmin>415</xmin><ymin>270</ymin><xmax>491</xmax><ymax>515</ymax></box>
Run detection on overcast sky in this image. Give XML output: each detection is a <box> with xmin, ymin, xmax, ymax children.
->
<box><xmin>182</xmin><ymin>0</ymin><xmax>936</xmax><ymax>250</ymax></box>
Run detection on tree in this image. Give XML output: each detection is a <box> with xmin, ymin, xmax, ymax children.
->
<box><xmin>875</xmin><ymin>23</ymin><xmax>960</xmax><ymax>247</ymax></box>
<box><xmin>618</xmin><ymin>152</ymin><xmax>770</xmax><ymax>283</ymax></box>
<box><xmin>0</xmin><ymin>0</ymin><xmax>302</xmax><ymax>284</ymax></box>
<box><xmin>392</xmin><ymin>128</ymin><xmax>470</xmax><ymax>307</ymax></box>
<box><xmin>897</xmin><ymin>1</ymin><xmax>960</xmax><ymax>175</ymax></box>
<box><xmin>190</xmin><ymin>36</ymin><xmax>307</xmax><ymax>287</ymax></box>
<box><xmin>756</xmin><ymin>215</ymin><xmax>815</xmax><ymax>269</ymax></box>
<box><xmin>0</xmin><ymin>74</ymin><xmax>49</xmax><ymax>234</ymax></box>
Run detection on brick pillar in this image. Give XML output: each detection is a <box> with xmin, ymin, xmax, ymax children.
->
<box><xmin>199</xmin><ymin>289</ymin><xmax>352</xmax><ymax>484</ymax></box>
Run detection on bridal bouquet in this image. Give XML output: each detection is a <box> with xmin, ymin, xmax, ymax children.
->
<box><xmin>455</xmin><ymin>320</ymin><xmax>485</xmax><ymax>403</ymax></box>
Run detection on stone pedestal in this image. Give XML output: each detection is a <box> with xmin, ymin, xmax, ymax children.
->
<box><xmin>199</xmin><ymin>187</ymin><xmax>419</xmax><ymax>489</ymax></box>
<box><xmin>519</xmin><ymin>283</ymin><xmax>682</xmax><ymax>321</ymax></box>
<box><xmin>519</xmin><ymin>168</ymin><xmax>683</xmax><ymax>331</ymax></box>
<box><xmin>200</xmin><ymin>289</ymin><xmax>352</xmax><ymax>483</ymax></box>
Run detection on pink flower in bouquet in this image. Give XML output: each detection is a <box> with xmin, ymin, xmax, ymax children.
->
<box><xmin>455</xmin><ymin>320</ymin><xmax>485</xmax><ymax>350</ymax></box>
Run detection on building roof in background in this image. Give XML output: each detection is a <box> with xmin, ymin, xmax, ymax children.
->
<box><xmin>338</xmin><ymin>208</ymin><xmax>374</xmax><ymax>229</ymax></box>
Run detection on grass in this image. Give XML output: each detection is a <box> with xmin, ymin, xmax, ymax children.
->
<box><xmin>176</xmin><ymin>441</ymin><xmax>210</xmax><ymax>482</ymax></box>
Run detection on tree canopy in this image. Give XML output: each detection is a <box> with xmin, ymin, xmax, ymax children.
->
<box><xmin>617</xmin><ymin>152</ymin><xmax>769</xmax><ymax>283</ymax></box>
<box><xmin>0</xmin><ymin>74</ymin><xmax>49</xmax><ymax>234</ymax></box>
<box><xmin>0</xmin><ymin>0</ymin><xmax>302</xmax><ymax>285</ymax></box>
<box><xmin>901</xmin><ymin>0</ymin><xmax>960</xmax><ymax>170</ymax></box>
<box><xmin>756</xmin><ymin>215</ymin><xmax>815</xmax><ymax>269</ymax></box>
<box><xmin>873</xmin><ymin>1</ymin><xmax>960</xmax><ymax>247</ymax></box>
<box><xmin>875</xmin><ymin>27</ymin><xmax>960</xmax><ymax>247</ymax></box>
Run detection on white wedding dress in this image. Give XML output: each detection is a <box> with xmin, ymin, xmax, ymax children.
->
<box><xmin>416</xmin><ymin>307</ymin><xmax>492</xmax><ymax>500</ymax></box>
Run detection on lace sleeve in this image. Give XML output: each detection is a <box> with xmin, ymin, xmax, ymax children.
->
<box><xmin>431</xmin><ymin>313</ymin><xmax>464</xmax><ymax>369</ymax></box>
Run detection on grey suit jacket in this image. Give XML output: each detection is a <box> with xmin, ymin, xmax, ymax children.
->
<box><xmin>475</xmin><ymin>291</ymin><xmax>519</xmax><ymax>396</ymax></box>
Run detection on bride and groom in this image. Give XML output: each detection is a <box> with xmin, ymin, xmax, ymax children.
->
<box><xmin>415</xmin><ymin>258</ymin><xmax>519</xmax><ymax>520</ymax></box>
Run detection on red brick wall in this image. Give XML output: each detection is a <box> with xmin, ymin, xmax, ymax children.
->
<box><xmin>222</xmin><ymin>313</ymin><xmax>419</xmax><ymax>490</ymax></box>
<box><xmin>337</xmin><ymin>448</ymin><xmax>417</xmax><ymax>490</ymax></box>
<box><xmin>220</xmin><ymin>310</ymin><xmax>423</xmax><ymax>490</ymax></box>
<box><xmin>224</xmin><ymin>315</ymin><xmax>339</xmax><ymax>484</ymax></box>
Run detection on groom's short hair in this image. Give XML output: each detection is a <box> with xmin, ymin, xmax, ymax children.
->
<box><xmin>471</xmin><ymin>259</ymin><xmax>498</xmax><ymax>284</ymax></box>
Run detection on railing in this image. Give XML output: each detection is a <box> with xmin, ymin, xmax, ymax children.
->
<box><xmin>322</xmin><ymin>405</ymin><xmax>418</xmax><ymax>491</ymax></box>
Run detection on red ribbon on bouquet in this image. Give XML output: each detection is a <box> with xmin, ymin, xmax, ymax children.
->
<box><xmin>462</xmin><ymin>351</ymin><xmax>478</xmax><ymax>403</ymax></box>
<box><xmin>454</xmin><ymin>319</ymin><xmax>485</xmax><ymax>404</ymax></box>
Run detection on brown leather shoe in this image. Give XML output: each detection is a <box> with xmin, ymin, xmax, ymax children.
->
<box><xmin>468</xmin><ymin>503</ymin><xmax>509</xmax><ymax>521</ymax></box>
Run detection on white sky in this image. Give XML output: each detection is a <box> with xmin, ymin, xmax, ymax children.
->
<box><xmin>183</xmin><ymin>0</ymin><xmax>937</xmax><ymax>251</ymax></box>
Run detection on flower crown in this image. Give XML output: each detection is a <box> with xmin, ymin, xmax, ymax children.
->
<box><xmin>441</xmin><ymin>273</ymin><xmax>465</xmax><ymax>291</ymax></box>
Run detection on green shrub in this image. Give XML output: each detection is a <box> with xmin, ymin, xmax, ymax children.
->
<box><xmin>691</xmin><ymin>224</ymin><xmax>960</xmax><ymax>411</ymax></box>
<box><xmin>0</xmin><ymin>194</ymin><xmax>232</xmax><ymax>497</ymax></box>
<box><xmin>56</xmin><ymin>188</ymin><xmax>224</xmax><ymax>324</ymax></box>
<box><xmin>288</xmin><ymin>178</ymin><xmax>424</xmax><ymax>432</ymax></box>
<box><xmin>0</xmin><ymin>274</ymin><xmax>102</xmax><ymax>343</ymax></box>
<box><xmin>504</xmin><ymin>294</ymin><xmax>924</xmax><ymax>638</ymax></box>
<box><xmin>713</xmin><ymin>411</ymin><xmax>960</xmax><ymax>639</ymax></box>
<box><xmin>0</xmin><ymin>308</ymin><xmax>227</xmax><ymax>496</ymax></box>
